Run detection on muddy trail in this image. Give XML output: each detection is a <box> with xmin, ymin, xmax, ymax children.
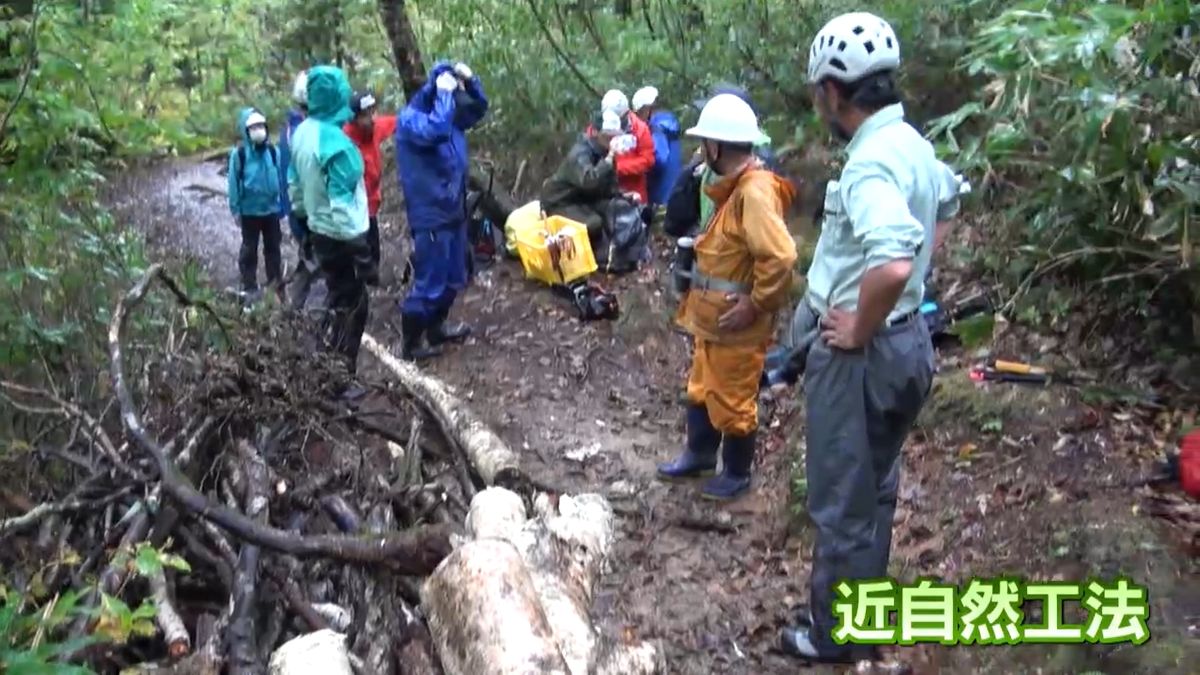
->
<box><xmin>108</xmin><ymin>154</ymin><xmax>1200</xmax><ymax>674</ymax></box>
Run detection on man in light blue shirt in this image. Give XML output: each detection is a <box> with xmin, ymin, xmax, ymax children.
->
<box><xmin>778</xmin><ymin>12</ymin><xmax>966</xmax><ymax>663</ymax></box>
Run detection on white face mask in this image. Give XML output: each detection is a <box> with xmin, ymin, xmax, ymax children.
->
<box><xmin>248</xmin><ymin>127</ymin><xmax>267</xmax><ymax>143</ymax></box>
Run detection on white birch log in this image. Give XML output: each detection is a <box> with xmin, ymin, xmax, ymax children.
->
<box><xmin>362</xmin><ymin>333</ymin><xmax>519</xmax><ymax>485</ymax></box>
<box><xmin>428</xmin><ymin>488</ymin><xmax>659</xmax><ymax>675</ymax></box>
<box><xmin>268</xmin><ymin>630</ymin><xmax>354</xmax><ymax>675</ymax></box>
<box><xmin>421</xmin><ymin>538</ymin><xmax>570</xmax><ymax>675</ymax></box>
<box><xmin>148</xmin><ymin>566</ymin><xmax>191</xmax><ymax>659</ymax></box>
<box><xmin>465</xmin><ymin>486</ymin><xmax>528</xmax><ymax>541</ymax></box>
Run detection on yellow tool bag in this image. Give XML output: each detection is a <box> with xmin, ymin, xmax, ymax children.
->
<box><xmin>512</xmin><ymin>214</ymin><xmax>598</xmax><ymax>286</ymax></box>
<box><xmin>504</xmin><ymin>199</ymin><xmax>542</xmax><ymax>256</ymax></box>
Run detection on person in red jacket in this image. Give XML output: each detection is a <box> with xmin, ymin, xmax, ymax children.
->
<box><xmin>343</xmin><ymin>91</ymin><xmax>398</xmax><ymax>273</ymax></box>
<box><xmin>600</xmin><ymin>89</ymin><xmax>655</xmax><ymax>205</ymax></box>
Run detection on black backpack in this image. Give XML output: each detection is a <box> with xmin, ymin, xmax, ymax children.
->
<box><xmin>664</xmin><ymin>157</ymin><xmax>703</xmax><ymax>238</ymax></box>
<box><xmin>235</xmin><ymin>143</ymin><xmax>279</xmax><ymax>189</ymax></box>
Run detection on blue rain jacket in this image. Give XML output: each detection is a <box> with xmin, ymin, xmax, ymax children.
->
<box><xmin>647</xmin><ymin>110</ymin><xmax>682</xmax><ymax>205</ymax></box>
<box><xmin>227</xmin><ymin>107</ymin><xmax>282</xmax><ymax>218</ymax></box>
<box><xmin>395</xmin><ymin>61</ymin><xmax>489</xmax><ymax>233</ymax></box>
<box><xmin>276</xmin><ymin>107</ymin><xmax>304</xmax><ymax>222</ymax></box>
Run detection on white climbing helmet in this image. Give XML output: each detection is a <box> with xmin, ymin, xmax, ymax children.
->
<box><xmin>601</xmin><ymin>89</ymin><xmax>630</xmax><ymax>118</ymax></box>
<box><xmin>631</xmin><ymin>86</ymin><xmax>658</xmax><ymax>112</ymax></box>
<box><xmin>244</xmin><ymin>111</ymin><xmax>267</xmax><ymax>129</ymax></box>
<box><xmin>685</xmin><ymin>93</ymin><xmax>762</xmax><ymax>144</ymax></box>
<box><xmin>600</xmin><ymin>109</ymin><xmax>623</xmax><ymax>134</ymax></box>
<box><xmin>807</xmin><ymin>12</ymin><xmax>901</xmax><ymax>84</ymax></box>
<box><xmin>292</xmin><ymin>70</ymin><xmax>309</xmax><ymax>106</ymax></box>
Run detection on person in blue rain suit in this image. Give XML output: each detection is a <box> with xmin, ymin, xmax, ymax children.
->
<box><xmin>394</xmin><ymin>60</ymin><xmax>489</xmax><ymax>361</ymax></box>
<box><xmin>227</xmin><ymin>107</ymin><xmax>284</xmax><ymax>302</ymax></box>
<box><xmin>631</xmin><ymin>86</ymin><xmax>682</xmax><ymax>221</ymax></box>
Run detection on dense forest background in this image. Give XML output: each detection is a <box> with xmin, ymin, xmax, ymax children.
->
<box><xmin>0</xmin><ymin>0</ymin><xmax>1198</xmax><ymax>667</ymax></box>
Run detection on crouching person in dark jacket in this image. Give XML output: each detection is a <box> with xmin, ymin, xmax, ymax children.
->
<box><xmin>540</xmin><ymin>110</ymin><xmax>626</xmax><ymax>248</ymax></box>
<box><xmin>287</xmin><ymin>65</ymin><xmax>376</xmax><ymax>388</ymax></box>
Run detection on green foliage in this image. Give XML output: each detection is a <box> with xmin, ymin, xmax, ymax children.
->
<box><xmin>112</xmin><ymin>542</ymin><xmax>193</xmax><ymax>579</ymax></box>
<box><xmin>94</xmin><ymin>594</ymin><xmax>156</xmax><ymax>646</ymax></box>
<box><xmin>0</xmin><ymin>588</ymin><xmax>100</xmax><ymax>674</ymax></box>
<box><xmin>406</xmin><ymin>0</ymin><xmax>1004</xmax><ymax>169</ymax></box>
<box><xmin>929</xmin><ymin>0</ymin><xmax>1200</xmax><ymax>316</ymax></box>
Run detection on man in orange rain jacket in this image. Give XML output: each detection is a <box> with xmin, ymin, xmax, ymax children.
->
<box><xmin>343</xmin><ymin>90</ymin><xmax>398</xmax><ymax>273</ymax></box>
<box><xmin>657</xmin><ymin>93</ymin><xmax>798</xmax><ymax>501</ymax></box>
<box><xmin>599</xmin><ymin>89</ymin><xmax>655</xmax><ymax>205</ymax></box>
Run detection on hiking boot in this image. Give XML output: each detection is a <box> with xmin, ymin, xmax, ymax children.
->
<box><xmin>657</xmin><ymin>404</ymin><xmax>721</xmax><ymax>480</ymax></box>
<box><xmin>426</xmin><ymin>307</ymin><xmax>471</xmax><ymax>346</ymax></box>
<box><xmin>400</xmin><ymin>312</ymin><xmax>443</xmax><ymax>362</ymax></box>
<box><xmin>701</xmin><ymin>432</ymin><xmax>755</xmax><ymax>500</ymax></box>
<box><xmin>779</xmin><ymin>626</ymin><xmax>860</xmax><ymax>664</ymax></box>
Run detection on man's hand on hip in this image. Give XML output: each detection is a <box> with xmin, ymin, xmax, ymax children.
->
<box><xmin>718</xmin><ymin>293</ymin><xmax>759</xmax><ymax>332</ymax></box>
<box><xmin>820</xmin><ymin>308</ymin><xmax>869</xmax><ymax>350</ymax></box>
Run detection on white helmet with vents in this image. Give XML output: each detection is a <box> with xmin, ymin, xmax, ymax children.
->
<box><xmin>807</xmin><ymin>12</ymin><xmax>900</xmax><ymax>84</ymax></box>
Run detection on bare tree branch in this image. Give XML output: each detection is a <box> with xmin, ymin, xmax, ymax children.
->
<box><xmin>524</xmin><ymin>0</ymin><xmax>601</xmax><ymax>99</ymax></box>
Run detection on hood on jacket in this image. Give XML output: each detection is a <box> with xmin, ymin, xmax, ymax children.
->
<box><xmin>237</xmin><ymin>107</ymin><xmax>267</xmax><ymax>145</ymax></box>
<box><xmin>649</xmin><ymin>110</ymin><xmax>681</xmax><ymax>138</ymax></box>
<box><xmin>706</xmin><ymin>162</ymin><xmax>796</xmax><ymax>212</ymax></box>
<box><xmin>306</xmin><ymin>65</ymin><xmax>353</xmax><ymax>124</ymax></box>
<box><xmin>409</xmin><ymin>61</ymin><xmax>457</xmax><ymax>113</ymax></box>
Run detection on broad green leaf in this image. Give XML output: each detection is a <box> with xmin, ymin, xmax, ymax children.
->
<box><xmin>134</xmin><ymin>544</ymin><xmax>163</xmax><ymax>578</ymax></box>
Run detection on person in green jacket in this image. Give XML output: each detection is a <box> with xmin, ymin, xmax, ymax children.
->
<box><xmin>665</xmin><ymin>83</ymin><xmax>779</xmax><ymax>238</ymax></box>
<box><xmin>286</xmin><ymin>65</ymin><xmax>376</xmax><ymax>382</ymax></box>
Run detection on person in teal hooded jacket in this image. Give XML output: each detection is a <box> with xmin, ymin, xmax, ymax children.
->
<box><xmin>227</xmin><ymin>107</ymin><xmax>284</xmax><ymax>299</ymax></box>
<box><xmin>286</xmin><ymin>65</ymin><xmax>376</xmax><ymax>381</ymax></box>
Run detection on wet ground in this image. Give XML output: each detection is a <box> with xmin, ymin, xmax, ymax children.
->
<box><xmin>109</xmin><ymin>155</ymin><xmax>1200</xmax><ymax>674</ymax></box>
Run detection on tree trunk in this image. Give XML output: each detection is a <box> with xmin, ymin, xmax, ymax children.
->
<box><xmin>361</xmin><ymin>334</ymin><xmax>521</xmax><ymax>487</ymax></box>
<box><xmin>269</xmin><ymin>630</ymin><xmax>354</xmax><ymax>675</ymax></box>
<box><xmin>422</xmin><ymin>538</ymin><xmax>570</xmax><ymax>675</ymax></box>
<box><xmin>423</xmin><ymin>489</ymin><xmax>660</xmax><ymax>675</ymax></box>
<box><xmin>377</xmin><ymin>0</ymin><xmax>427</xmax><ymax>100</ymax></box>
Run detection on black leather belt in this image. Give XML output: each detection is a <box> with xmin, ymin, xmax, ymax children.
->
<box><xmin>887</xmin><ymin>308</ymin><xmax>920</xmax><ymax>327</ymax></box>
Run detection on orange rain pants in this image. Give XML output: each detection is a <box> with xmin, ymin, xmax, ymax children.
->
<box><xmin>686</xmin><ymin>337</ymin><xmax>768</xmax><ymax>436</ymax></box>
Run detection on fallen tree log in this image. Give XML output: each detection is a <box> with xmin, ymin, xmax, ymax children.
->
<box><xmin>465</xmin><ymin>486</ymin><xmax>527</xmax><ymax>541</ymax></box>
<box><xmin>361</xmin><ymin>333</ymin><xmax>520</xmax><ymax>487</ymax></box>
<box><xmin>424</xmin><ymin>488</ymin><xmax>660</xmax><ymax>675</ymax></box>
<box><xmin>268</xmin><ymin>630</ymin><xmax>354</xmax><ymax>675</ymax></box>
<box><xmin>421</xmin><ymin>538</ymin><xmax>570</xmax><ymax>674</ymax></box>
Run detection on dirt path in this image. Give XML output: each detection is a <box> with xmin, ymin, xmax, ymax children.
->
<box><xmin>111</xmin><ymin>155</ymin><xmax>1200</xmax><ymax>674</ymax></box>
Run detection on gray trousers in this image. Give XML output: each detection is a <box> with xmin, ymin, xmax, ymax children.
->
<box><xmin>793</xmin><ymin>302</ymin><xmax>934</xmax><ymax>657</ymax></box>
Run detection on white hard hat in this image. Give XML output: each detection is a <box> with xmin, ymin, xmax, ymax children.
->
<box><xmin>807</xmin><ymin>12</ymin><xmax>901</xmax><ymax>84</ymax></box>
<box><xmin>631</xmin><ymin>86</ymin><xmax>658</xmax><ymax>112</ymax></box>
<box><xmin>244</xmin><ymin>111</ymin><xmax>267</xmax><ymax>128</ymax></box>
<box><xmin>685</xmin><ymin>93</ymin><xmax>762</xmax><ymax>144</ymax></box>
<box><xmin>601</xmin><ymin>89</ymin><xmax>629</xmax><ymax>117</ymax></box>
<box><xmin>292</xmin><ymin>70</ymin><xmax>309</xmax><ymax>105</ymax></box>
<box><xmin>600</xmin><ymin>110</ymin><xmax>623</xmax><ymax>134</ymax></box>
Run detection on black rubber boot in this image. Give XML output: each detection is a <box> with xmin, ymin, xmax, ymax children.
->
<box><xmin>702</xmin><ymin>432</ymin><xmax>755</xmax><ymax>500</ymax></box>
<box><xmin>400</xmin><ymin>312</ymin><xmax>443</xmax><ymax>362</ymax></box>
<box><xmin>426</xmin><ymin>306</ymin><xmax>471</xmax><ymax>346</ymax></box>
<box><xmin>657</xmin><ymin>404</ymin><xmax>721</xmax><ymax>480</ymax></box>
